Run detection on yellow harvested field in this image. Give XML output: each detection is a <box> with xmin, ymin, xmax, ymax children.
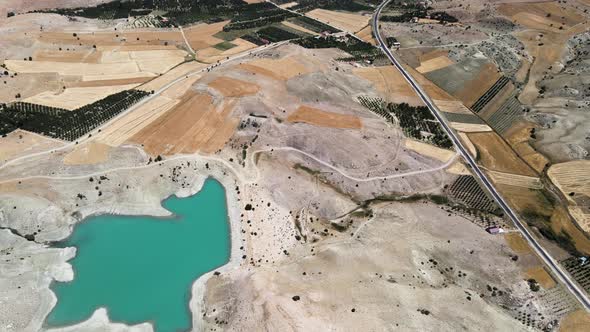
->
<box><xmin>504</xmin><ymin>233</ymin><xmax>532</xmax><ymax>254</ymax></box>
<box><xmin>306</xmin><ymin>9</ymin><xmax>370</xmax><ymax>33</ymax></box>
<box><xmin>353</xmin><ymin>66</ymin><xmax>422</xmax><ymax>106</ymax></box>
<box><xmin>355</xmin><ymin>25</ymin><xmax>376</xmax><ymax>45</ymax></box>
<box><xmin>161</xmin><ymin>75</ymin><xmax>201</xmax><ymax>99</ymax></box>
<box><xmin>129</xmin><ymin>92</ymin><xmax>238</xmax><ymax>155</ymax></box>
<box><xmin>458</xmin><ymin>132</ymin><xmax>477</xmax><ymax>158</ymax></box>
<box><xmin>416</xmin><ymin>56</ymin><xmax>454</xmax><ymax>74</ymax></box>
<box><xmin>239</xmin><ymin>56</ymin><xmax>311</xmax><ymax>81</ymax></box>
<box><xmin>183</xmin><ymin>21</ymin><xmax>228</xmax><ymax>50</ymax></box>
<box><xmin>69</xmin><ymin>76</ymin><xmax>153</xmax><ymax>88</ymax></box>
<box><xmin>450</xmin><ymin>122</ymin><xmax>492</xmax><ymax>132</ymax></box>
<box><xmin>489</xmin><ymin>171</ymin><xmax>542</xmax><ymax>189</ymax></box>
<box><xmin>404</xmin><ymin>139</ymin><xmax>454</xmax><ymax>162</ymax></box>
<box><xmin>524</xmin><ymin>266</ymin><xmax>556</xmax><ymax>289</ymax></box>
<box><xmin>94</xmin><ymin>96</ymin><xmax>179</xmax><ymax>146</ymax></box>
<box><xmin>287</xmin><ymin>105</ymin><xmax>362</xmax><ymax>129</ymax></box>
<box><xmin>282</xmin><ymin>21</ymin><xmax>318</xmax><ymax>36</ymax></box>
<box><xmin>560</xmin><ymin>310</ymin><xmax>590</xmax><ymax>332</ymax></box>
<box><xmin>24</xmin><ymin>84</ymin><xmax>139</xmax><ymax>110</ymax></box>
<box><xmin>548</xmin><ymin>160</ymin><xmax>590</xmax><ymax>232</ymax></box>
<box><xmin>34</xmin><ymin>49</ymin><xmax>101</xmax><ymax>63</ymax></box>
<box><xmin>63</xmin><ymin>142</ymin><xmax>111</xmax><ymax>165</ymax></box>
<box><xmin>208</xmin><ymin>77</ymin><xmax>260</xmax><ymax>97</ymax></box>
<box><xmin>0</xmin><ymin>129</ymin><xmax>64</xmax><ymax>163</ymax></box>
<box><xmin>137</xmin><ymin>62</ymin><xmax>207</xmax><ymax>92</ymax></box>
<box><xmin>5</xmin><ymin>60</ymin><xmax>140</xmax><ymax>76</ymax></box>
<box><xmin>243</xmin><ymin>0</ymin><xmax>264</xmax><ymax>3</ymax></box>
<box><xmin>468</xmin><ymin>132</ymin><xmax>537</xmax><ymax>176</ymax></box>
<box><xmin>548</xmin><ymin>161</ymin><xmax>590</xmax><ymax>199</ymax></box>
<box><xmin>434</xmin><ymin>99</ymin><xmax>473</xmax><ymax>115</ymax></box>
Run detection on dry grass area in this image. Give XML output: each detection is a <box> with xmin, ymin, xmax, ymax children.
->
<box><xmin>504</xmin><ymin>121</ymin><xmax>549</xmax><ymax>173</ymax></box>
<box><xmin>404</xmin><ymin>139</ymin><xmax>454</xmax><ymax>162</ymax></box>
<box><xmin>23</xmin><ymin>84</ymin><xmax>139</xmax><ymax>110</ymax></box>
<box><xmin>454</xmin><ymin>62</ymin><xmax>501</xmax><ymax>108</ymax></box>
<box><xmin>355</xmin><ymin>25</ymin><xmax>377</xmax><ymax>45</ymax></box>
<box><xmin>63</xmin><ymin>142</ymin><xmax>111</xmax><ymax>165</ymax></box>
<box><xmin>489</xmin><ymin>171</ymin><xmax>542</xmax><ymax>189</ymax></box>
<box><xmin>0</xmin><ymin>129</ymin><xmax>64</xmax><ymax>163</ymax></box>
<box><xmin>468</xmin><ymin>132</ymin><xmax>537</xmax><ymax>176</ymax></box>
<box><xmin>353</xmin><ymin>66</ymin><xmax>423</xmax><ymax>106</ymax></box>
<box><xmin>524</xmin><ymin>266</ymin><xmax>556</xmax><ymax>289</ymax></box>
<box><xmin>305</xmin><ymin>9</ymin><xmax>369</xmax><ymax>33</ymax></box>
<box><xmin>279</xmin><ymin>2</ymin><xmax>298</xmax><ymax>9</ymax></box>
<box><xmin>208</xmin><ymin>77</ymin><xmax>260</xmax><ymax>97</ymax></box>
<box><xmin>129</xmin><ymin>92</ymin><xmax>238</xmax><ymax>155</ymax></box>
<box><xmin>497</xmin><ymin>2</ymin><xmax>586</xmax><ymax>32</ymax></box>
<box><xmin>416</xmin><ymin>55</ymin><xmax>454</xmax><ymax>74</ymax></box>
<box><xmin>496</xmin><ymin>184</ymin><xmax>554</xmax><ymax>220</ymax></box>
<box><xmin>434</xmin><ymin>99</ymin><xmax>473</xmax><ymax>115</ymax></box>
<box><xmin>238</xmin><ymin>56</ymin><xmax>312</xmax><ymax>81</ymax></box>
<box><xmin>67</xmin><ymin>76</ymin><xmax>153</xmax><ymax>88</ymax></box>
<box><xmin>450</xmin><ymin>122</ymin><xmax>492</xmax><ymax>132</ymax></box>
<box><xmin>286</xmin><ymin>105</ymin><xmax>362</xmax><ymax>129</ymax></box>
<box><xmin>504</xmin><ymin>232</ymin><xmax>532</xmax><ymax>254</ymax></box>
<box><xmin>550</xmin><ymin>207</ymin><xmax>590</xmax><ymax>256</ymax></box>
<box><xmin>559</xmin><ymin>309</ymin><xmax>590</xmax><ymax>332</ymax></box>
<box><xmin>457</xmin><ymin>132</ymin><xmax>477</xmax><ymax>158</ymax></box>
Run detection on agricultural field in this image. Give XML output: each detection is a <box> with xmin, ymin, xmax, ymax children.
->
<box><xmin>305</xmin><ymin>8</ymin><xmax>370</xmax><ymax>33</ymax></box>
<box><xmin>287</xmin><ymin>105</ymin><xmax>362</xmax><ymax>129</ymax></box>
<box><xmin>548</xmin><ymin>161</ymin><xmax>590</xmax><ymax>232</ymax></box>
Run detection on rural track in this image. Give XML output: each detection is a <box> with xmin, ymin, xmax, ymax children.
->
<box><xmin>0</xmin><ymin>145</ymin><xmax>457</xmax><ymax>187</ymax></box>
<box><xmin>374</xmin><ymin>0</ymin><xmax>590</xmax><ymax>310</ymax></box>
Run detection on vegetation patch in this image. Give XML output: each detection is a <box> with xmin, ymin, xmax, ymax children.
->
<box><xmin>0</xmin><ymin>90</ymin><xmax>150</xmax><ymax>141</ymax></box>
<box><xmin>213</xmin><ymin>41</ymin><xmax>237</xmax><ymax>51</ymax></box>
<box><xmin>358</xmin><ymin>96</ymin><xmax>453</xmax><ymax>148</ymax></box>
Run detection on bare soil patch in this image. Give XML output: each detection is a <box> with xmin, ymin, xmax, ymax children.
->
<box><xmin>287</xmin><ymin>105</ymin><xmax>362</xmax><ymax>129</ymax></box>
<box><xmin>504</xmin><ymin>121</ymin><xmax>548</xmax><ymax>173</ymax></box>
<box><xmin>238</xmin><ymin>56</ymin><xmax>311</xmax><ymax>81</ymax></box>
<box><xmin>63</xmin><ymin>142</ymin><xmax>111</xmax><ymax>165</ymax></box>
<box><xmin>559</xmin><ymin>309</ymin><xmax>590</xmax><ymax>332</ymax></box>
<box><xmin>208</xmin><ymin>77</ymin><xmax>260</xmax><ymax>97</ymax></box>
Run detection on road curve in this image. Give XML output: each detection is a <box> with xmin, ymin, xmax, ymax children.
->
<box><xmin>373</xmin><ymin>0</ymin><xmax>590</xmax><ymax>310</ymax></box>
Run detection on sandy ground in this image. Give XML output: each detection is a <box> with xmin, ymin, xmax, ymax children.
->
<box><xmin>559</xmin><ymin>309</ymin><xmax>590</xmax><ymax>332</ymax></box>
<box><xmin>305</xmin><ymin>9</ymin><xmax>370</xmax><ymax>33</ymax></box>
<box><xmin>208</xmin><ymin>77</ymin><xmax>260</xmax><ymax>97</ymax></box>
<box><xmin>63</xmin><ymin>142</ymin><xmax>111</xmax><ymax>165</ymax></box>
<box><xmin>287</xmin><ymin>105</ymin><xmax>362</xmax><ymax>129</ymax></box>
<box><xmin>239</xmin><ymin>56</ymin><xmax>313</xmax><ymax>81</ymax></box>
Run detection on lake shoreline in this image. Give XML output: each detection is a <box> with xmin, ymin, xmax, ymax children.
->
<box><xmin>41</xmin><ymin>155</ymin><xmax>245</xmax><ymax>332</ymax></box>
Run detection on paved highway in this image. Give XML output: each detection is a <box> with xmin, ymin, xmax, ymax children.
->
<box><xmin>373</xmin><ymin>0</ymin><xmax>590</xmax><ymax>310</ymax></box>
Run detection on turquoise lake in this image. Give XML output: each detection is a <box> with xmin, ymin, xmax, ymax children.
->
<box><xmin>45</xmin><ymin>178</ymin><xmax>231</xmax><ymax>332</ymax></box>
